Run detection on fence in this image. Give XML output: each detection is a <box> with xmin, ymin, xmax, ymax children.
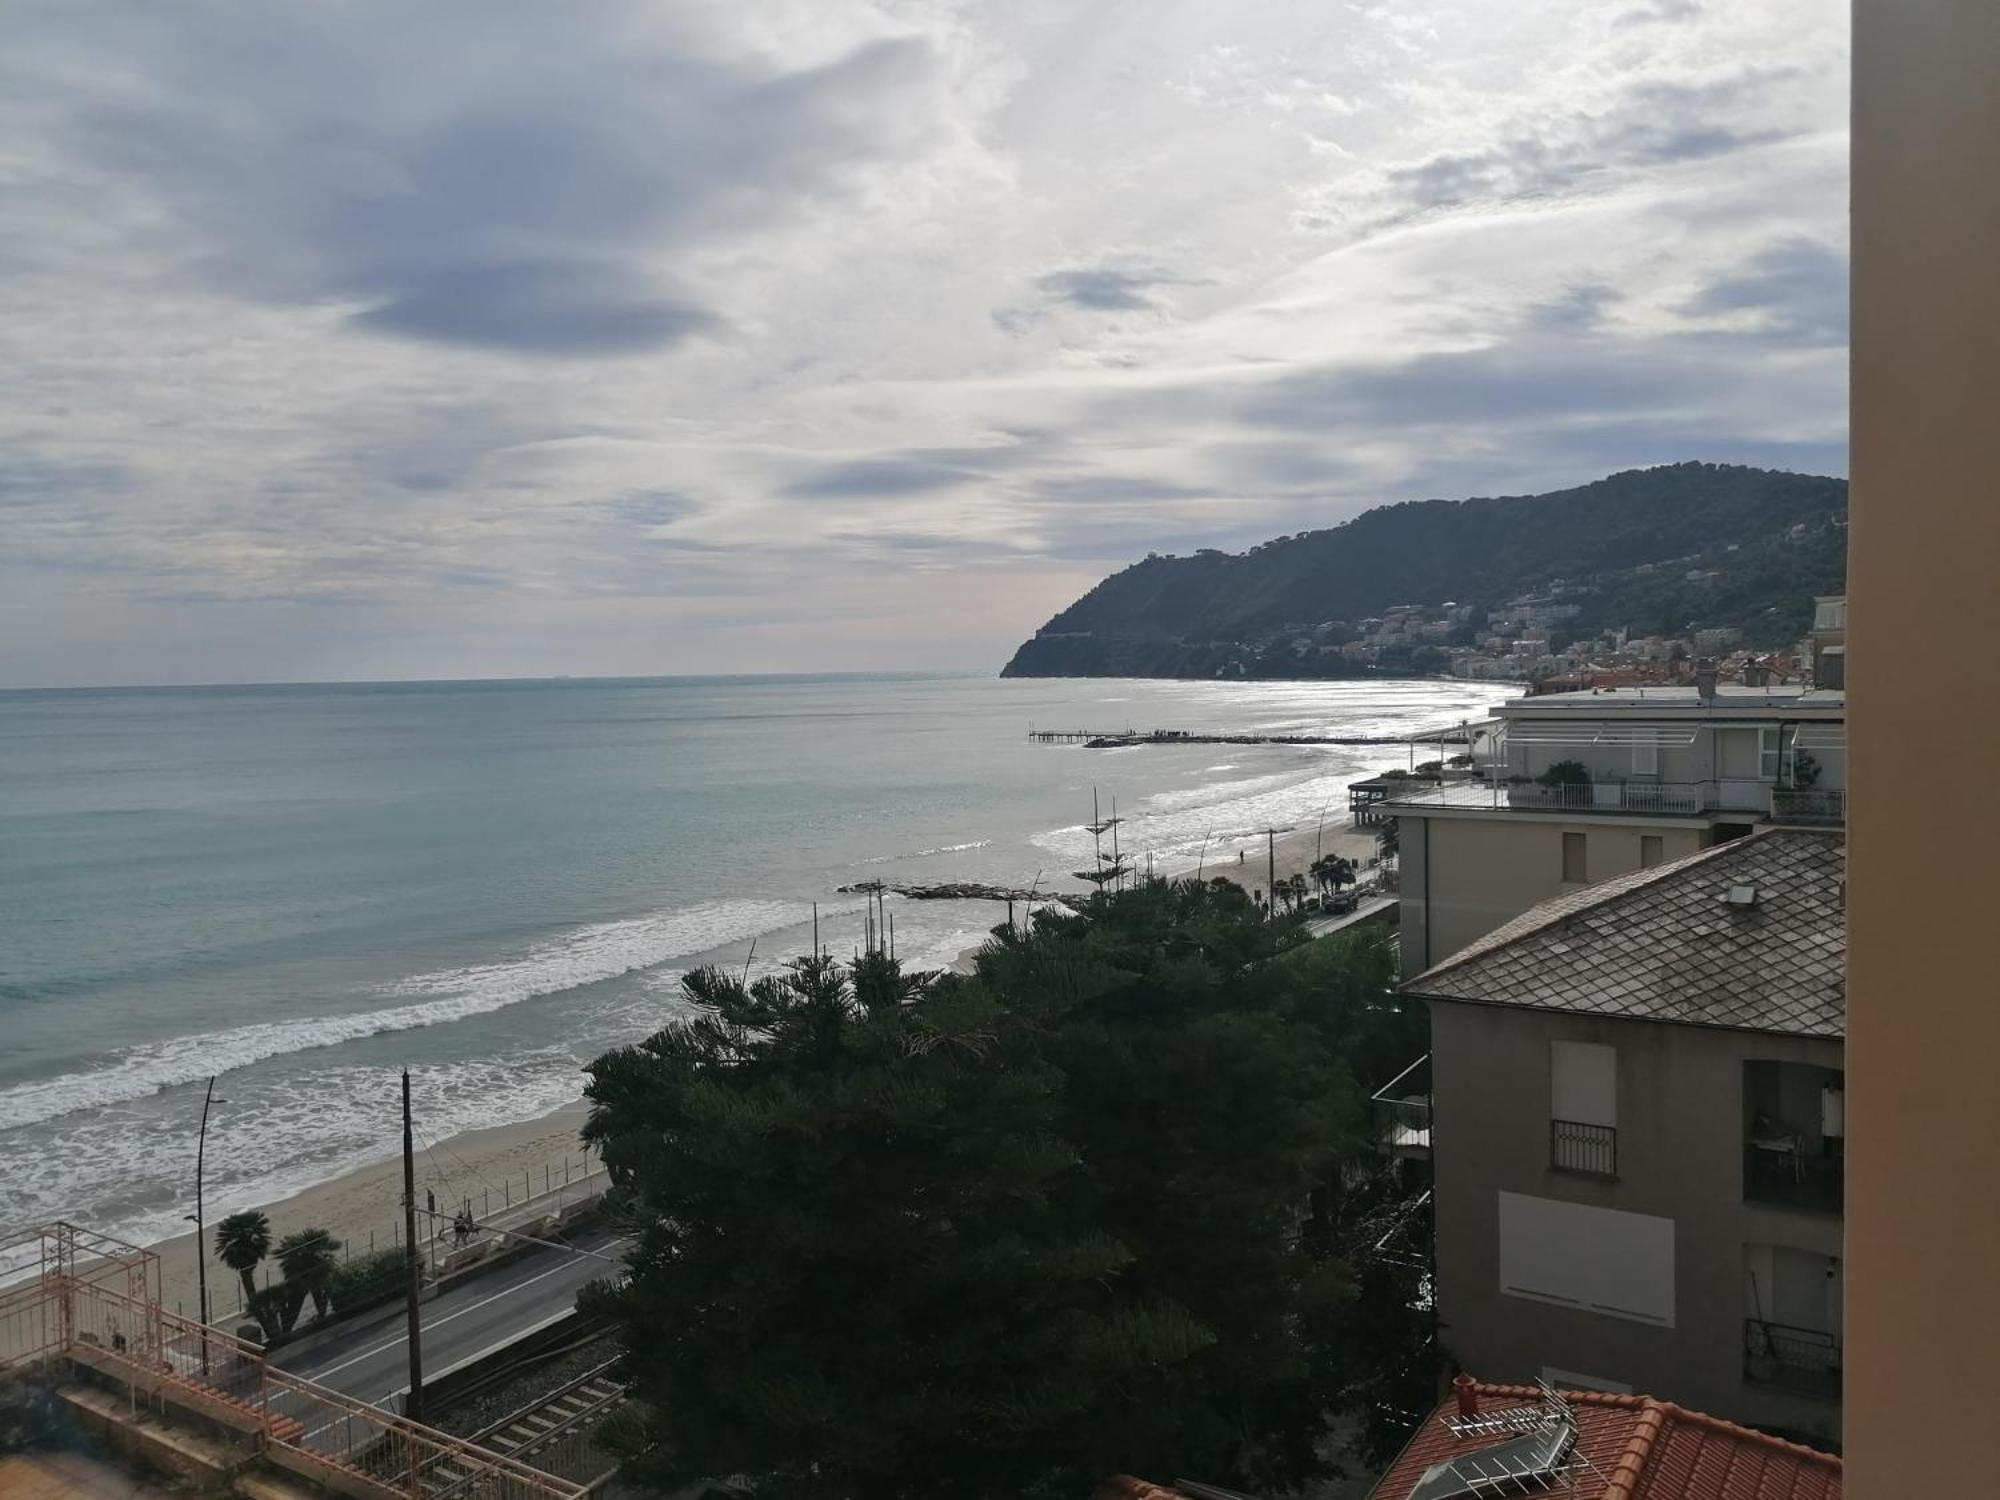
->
<box><xmin>194</xmin><ymin>1149</ymin><xmax>609</xmax><ymax>1321</ymax></box>
<box><xmin>1744</xmin><ymin>1317</ymin><xmax>1841</xmax><ymax>1399</ymax></box>
<box><xmin>3</xmin><ymin>1223</ymin><xmax>584</xmax><ymax>1500</ymax></box>
<box><xmin>1549</xmin><ymin>1119</ymin><xmax>1618</xmax><ymax>1177</ymax></box>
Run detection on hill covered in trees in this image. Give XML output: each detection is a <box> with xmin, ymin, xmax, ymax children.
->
<box><xmin>1002</xmin><ymin>462</ymin><xmax>1847</xmax><ymax>680</ymax></box>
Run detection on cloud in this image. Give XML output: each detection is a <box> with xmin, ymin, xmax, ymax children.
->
<box><xmin>1680</xmin><ymin>237</ymin><xmax>1847</xmax><ymax>345</ymax></box>
<box><xmin>350</xmin><ymin>263</ymin><xmax>718</xmax><ymax>357</ymax></box>
<box><xmin>784</xmin><ymin>459</ymin><xmax>978</xmax><ymax>499</ymax></box>
<box><xmin>1614</xmin><ymin>0</ymin><xmax>1704</xmax><ymax>27</ymax></box>
<box><xmin>19</xmin><ymin>7</ymin><xmax>943</xmax><ymax>359</ymax></box>
<box><xmin>0</xmin><ymin>0</ymin><xmax>1850</xmax><ymax>683</ymax></box>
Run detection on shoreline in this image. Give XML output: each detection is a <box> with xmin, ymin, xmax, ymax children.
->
<box><xmin>130</xmin><ymin>816</ymin><xmax>1388</xmax><ymax>1318</ymax></box>
<box><xmin>142</xmin><ymin>1096</ymin><xmax>595</xmax><ymax>1323</ymax></box>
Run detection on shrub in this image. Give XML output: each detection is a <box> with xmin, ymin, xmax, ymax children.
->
<box><xmin>328</xmin><ymin>1248</ymin><xmax>408</xmax><ymax>1316</ymax></box>
<box><xmin>1536</xmin><ymin>758</ymin><xmax>1591</xmax><ymax>787</ymax></box>
<box><xmin>248</xmin><ymin>1283</ymin><xmax>306</xmax><ymax>1344</ymax></box>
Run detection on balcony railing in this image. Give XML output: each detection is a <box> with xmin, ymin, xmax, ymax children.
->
<box><xmin>1743</xmin><ymin>1145</ymin><xmax>1844</xmax><ymax>1215</ymax></box>
<box><xmin>1744</xmin><ymin>1318</ymin><xmax>1842</xmax><ymax>1400</ymax></box>
<box><xmin>1771</xmin><ymin>786</ymin><xmax>1847</xmax><ymax>824</ymax></box>
<box><xmin>1549</xmin><ymin>1119</ymin><xmax>1617</xmax><ymax>1177</ymax></box>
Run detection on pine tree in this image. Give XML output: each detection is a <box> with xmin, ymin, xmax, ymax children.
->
<box><xmin>585</xmin><ymin>883</ymin><xmax>1421</xmax><ymax>1498</ymax></box>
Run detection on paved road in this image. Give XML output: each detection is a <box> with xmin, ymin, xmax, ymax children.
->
<box><xmin>274</xmin><ymin>1226</ymin><xmax>626</xmax><ymax>1412</ymax></box>
<box><xmin>1305</xmin><ymin>893</ymin><xmax>1398</xmax><ymax>939</ymax></box>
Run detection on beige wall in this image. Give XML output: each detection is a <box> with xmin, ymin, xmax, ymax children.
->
<box><xmin>1846</xmin><ymin>2</ymin><xmax>2000</xmax><ymax>1492</ymax></box>
<box><xmin>1429</xmin><ymin>1000</ymin><xmax>1842</xmax><ymax>1443</ymax></box>
<box><xmin>1399</xmin><ymin>814</ymin><xmax>1709</xmax><ymax>975</ymax></box>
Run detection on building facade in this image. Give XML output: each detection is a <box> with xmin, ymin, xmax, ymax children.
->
<box><xmin>1402</xmin><ymin>831</ymin><xmax>1845</xmax><ymax>1447</ymax></box>
<box><xmin>1389</xmin><ymin>682</ymin><xmax>1845</xmax><ymax>978</ymax></box>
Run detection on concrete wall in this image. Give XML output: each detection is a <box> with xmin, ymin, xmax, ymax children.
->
<box><xmin>1398</xmin><ymin>813</ymin><xmax>1709</xmax><ymax>977</ymax></box>
<box><xmin>1847</xmin><ymin>2</ymin><xmax>2000</xmax><ymax>1491</ymax></box>
<box><xmin>1429</xmin><ymin>1000</ymin><xmax>1842</xmax><ymax>1445</ymax></box>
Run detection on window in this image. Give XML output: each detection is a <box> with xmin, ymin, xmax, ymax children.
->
<box><xmin>1498</xmin><ymin>1192</ymin><xmax>1675</xmax><ymax>1327</ymax></box>
<box><xmin>1640</xmin><ymin>834</ymin><xmax>1663</xmax><ymax>868</ymax></box>
<box><xmin>1759</xmin><ymin>727</ymin><xmax>1782</xmax><ymax>781</ymax></box>
<box><xmin>1631</xmin><ymin>736</ymin><xmax>1659</xmax><ymax>776</ymax></box>
<box><xmin>1551</xmin><ymin>1041</ymin><xmax>1617</xmax><ymax>1174</ymax></box>
<box><xmin>1561</xmin><ymin>831</ymin><xmax>1586</xmax><ymax>883</ymax></box>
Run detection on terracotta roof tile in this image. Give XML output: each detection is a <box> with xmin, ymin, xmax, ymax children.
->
<box><xmin>1367</xmin><ymin>1382</ymin><xmax>1840</xmax><ymax>1500</ymax></box>
<box><xmin>1401</xmin><ymin>829</ymin><xmax>1845</xmax><ymax>1038</ymax></box>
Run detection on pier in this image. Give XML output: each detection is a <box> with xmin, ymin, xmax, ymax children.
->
<box><xmin>1029</xmin><ymin>725</ymin><xmax>1476</xmax><ymax>750</ymax></box>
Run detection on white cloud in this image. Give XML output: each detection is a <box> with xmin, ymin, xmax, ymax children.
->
<box><xmin>0</xmin><ymin>0</ymin><xmax>1848</xmax><ymax>685</ymax></box>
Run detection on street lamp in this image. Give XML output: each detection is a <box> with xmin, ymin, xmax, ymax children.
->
<box><xmin>186</xmin><ymin>1076</ymin><xmax>226</xmax><ymax>1374</ymax></box>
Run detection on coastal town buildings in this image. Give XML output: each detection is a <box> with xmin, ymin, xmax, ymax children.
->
<box><xmin>1400</xmin><ymin>829</ymin><xmax>1845</xmax><ymax>1448</ymax></box>
<box><xmin>1385</xmin><ymin>673</ymin><xmax>1845</xmax><ymax>979</ymax></box>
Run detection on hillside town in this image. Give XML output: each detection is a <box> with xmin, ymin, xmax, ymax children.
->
<box><xmin>1321</xmin><ymin>592</ymin><xmax>1846</xmax><ymax>690</ymax></box>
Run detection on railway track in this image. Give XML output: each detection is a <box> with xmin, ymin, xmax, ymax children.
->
<box><xmin>457</xmin><ymin>1357</ymin><xmax>627</xmax><ymax>1485</ymax></box>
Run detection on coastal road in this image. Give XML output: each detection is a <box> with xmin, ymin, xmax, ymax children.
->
<box><xmin>272</xmin><ymin>1226</ymin><xmax>626</xmax><ymax>1412</ymax></box>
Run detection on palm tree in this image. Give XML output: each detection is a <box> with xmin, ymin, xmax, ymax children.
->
<box><xmin>276</xmin><ymin>1228</ymin><xmax>341</xmax><ymax>1322</ymax></box>
<box><xmin>214</xmin><ymin>1211</ymin><xmax>272</xmax><ymax>1305</ymax></box>
<box><xmin>1327</xmin><ymin>856</ymin><xmax>1356</xmax><ymax>893</ymax></box>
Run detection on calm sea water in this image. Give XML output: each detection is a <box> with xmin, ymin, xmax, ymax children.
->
<box><xmin>0</xmin><ymin>672</ymin><xmax>1510</xmax><ymax>1246</ymax></box>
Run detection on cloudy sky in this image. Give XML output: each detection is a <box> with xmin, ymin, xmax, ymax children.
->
<box><xmin>1</xmin><ymin>0</ymin><xmax>1848</xmax><ymax>687</ymax></box>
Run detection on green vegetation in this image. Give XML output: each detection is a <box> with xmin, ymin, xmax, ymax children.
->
<box><xmin>583</xmin><ymin>885</ymin><xmax>1433</xmax><ymax>1499</ymax></box>
<box><xmin>327</xmin><ymin>1247</ymin><xmax>407</xmax><ymax>1314</ymax></box>
<box><xmin>213</xmin><ymin>1210</ymin><xmax>271</xmax><ymax>1305</ymax></box>
<box><xmin>1002</xmin><ymin>462</ymin><xmax>1847</xmax><ymax>679</ymax></box>
<box><xmin>1536</xmin><ymin>759</ymin><xmax>1591</xmax><ymax>788</ymax></box>
<box><xmin>276</xmin><ymin>1228</ymin><xmax>341</xmax><ymax>1322</ymax></box>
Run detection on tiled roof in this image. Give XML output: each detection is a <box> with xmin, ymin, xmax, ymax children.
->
<box><xmin>1401</xmin><ymin>829</ymin><xmax>1845</xmax><ymax>1038</ymax></box>
<box><xmin>1368</xmin><ymin>1382</ymin><xmax>1841</xmax><ymax>1500</ymax></box>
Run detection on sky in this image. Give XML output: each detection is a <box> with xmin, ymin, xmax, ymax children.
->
<box><xmin>0</xmin><ymin>0</ymin><xmax>1849</xmax><ymax>687</ymax></box>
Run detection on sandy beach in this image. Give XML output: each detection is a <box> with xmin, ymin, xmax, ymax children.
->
<box><xmin>1199</xmin><ymin>818</ymin><xmax>1385</xmax><ymax>900</ymax></box>
<box><xmin>144</xmin><ymin>1098</ymin><xmax>595</xmax><ymax>1324</ymax></box>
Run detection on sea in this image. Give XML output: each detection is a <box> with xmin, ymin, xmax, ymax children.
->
<box><xmin>0</xmin><ymin>672</ymin><xmax>1513</xmax><ymax>1250</ymax></box>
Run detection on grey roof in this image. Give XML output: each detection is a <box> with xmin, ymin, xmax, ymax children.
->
<box><xmin>1402</xmin><ymin>829</ymin><xmax>1846</xmax><ymax>1038</ymax></box>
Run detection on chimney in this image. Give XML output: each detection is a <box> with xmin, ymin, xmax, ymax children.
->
<box><xmin>1453</xmin><ymin>1373</ymin><xmax>1478</xmax><ymax>1417</ymax></box>
<box><xmin>1695</xmin><ymin>660</ymin><xmax>1718</xmax><ymax>699</ymax></box>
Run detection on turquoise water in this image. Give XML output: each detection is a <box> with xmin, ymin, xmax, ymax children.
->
<box><xmin>0</xmin><ymin>672</ymin><xmax>1510</xmax><ymax>1244</ymax></box>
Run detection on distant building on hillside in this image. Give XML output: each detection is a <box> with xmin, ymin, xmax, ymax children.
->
<box><xmin>1399</xmin><ymin>830</ymin><xmax>1845</xmax><ymax>1447</ymax></box>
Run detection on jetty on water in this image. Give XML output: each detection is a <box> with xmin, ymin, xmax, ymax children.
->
<box><xmin>1028</xmin><ymin>725</ymin><xmax>1477</xmax><ymax>749</ymax></box>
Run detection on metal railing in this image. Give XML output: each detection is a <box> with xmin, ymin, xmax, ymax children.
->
<box><xmin>1383</xmin><ymin>777</ymin><xmax>1847</xmax><ymax>824</ymax></box>
<box><xmin>1742</xmin><ymin>1145</ymin><xmax>1845</xmax><ymax>1216</ymax></box>
<box><xmin>1771</xmin><ymin>786</ymin><xmax>1847</xmax><ymax>824</ymax></box>
<box><xmin>1549</xmin><ymin>1119</ymin><xmax>1617</xmax><ymax>1177</ymax></box>
<box><xmin>3</xmin><ymin>1223</ymin><xmax>585</xmax><ymax>1500</ymax></box>
<box><xmin>1744</xmin><ymin>1318</ymin><xmax>1841</xmax><ymax>1399</ymax></box>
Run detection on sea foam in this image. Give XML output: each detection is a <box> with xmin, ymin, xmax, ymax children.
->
<box><xmin>0</xmin><ymin>897</ymin><xmax>818</xmax><ymax>1133</ymax></box>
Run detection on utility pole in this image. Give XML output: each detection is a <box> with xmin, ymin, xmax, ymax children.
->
<box><xmin>401</xmin><ymin>1070</ymin><xmax>425</xmax><ymax>1424</ymax></box>
<box><xmin>191</xmin><ymin>1076</ymin><xmax>219</xmax><ymax>1375</ymax></box>
<box><xmin>1257</xmin><ymin>824</ymin><xmax>1296</xmax><ymax>919</ymax></box>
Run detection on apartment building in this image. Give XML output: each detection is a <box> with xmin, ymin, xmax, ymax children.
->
<box><xmin>1389</xmin><ymin>677</ymin><xmax>1844</xmax><ymax>978</ymax></box>
<box><xmin>1400</xmin><ymin>830</ymin><xmax>1845</xmax><ymax>1447</ymax></box>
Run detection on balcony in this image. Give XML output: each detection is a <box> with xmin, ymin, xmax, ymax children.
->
<box><xmin>1770</xmin><ymin>786</ymin><xmax>1846</xmax><ymax>824</ymax></box>
<box><xmin>1381</xmin><ymin>777</ymin><xmax>1844</xmax><ymax>824</ymax></box>
<box><xmin>1371</xmin><ymin>1055</ymin><xmax>1432</xmax><ymax>1158</ymax></box>
<box><xmin>1743</xmin><ymin>1145</ymin><xmax>1844</xmax><ymax>1215</ymax></box>
<box><xmin>1549</xmin><ymin>1118</ymin><xmax>1617</xmax><ymax>1177</ymax></box>
<box><xmin>1743</xmin><ymin>1061</ymin><xmax>1845</xmax><ymax>1215</ymax></box>
<box><xmin>1744</xmin><ymin>1318</ymin><xmax>1841</xmax><ymax>1400</ymax></box>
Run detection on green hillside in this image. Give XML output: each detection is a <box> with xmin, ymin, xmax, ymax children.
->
<box><xmin>1002</xmin><ymin>462</ymin><xmax>1847</xmax><ymax>679</ymax></box>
